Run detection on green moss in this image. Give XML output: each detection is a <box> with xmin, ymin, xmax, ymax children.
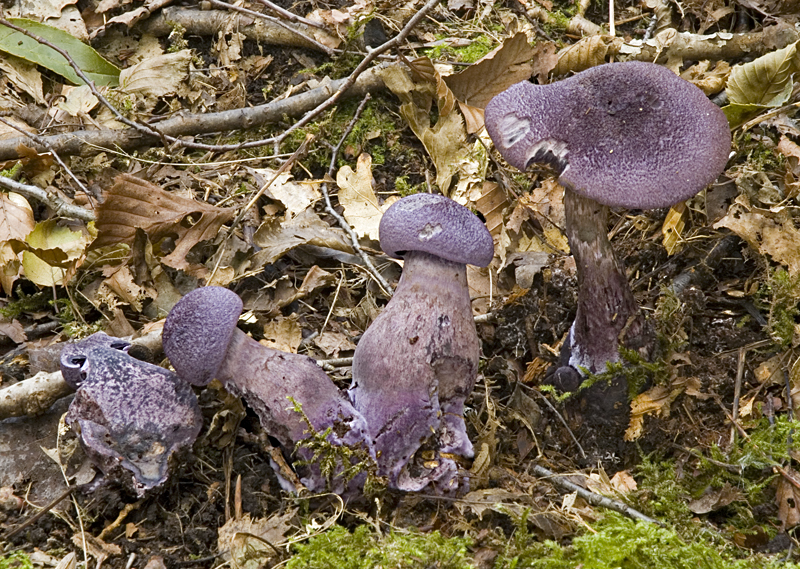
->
<box><xmin>496</xmin><ymin>509</ymin><xmax>800</xmax><ymax>569</ymax></box>
<box><xmin>0</xmin><ymin>288</ymin><xmax>51</xmax><ymax>320</ymax></box>
<box><xmin>0</xmin><ymin>552</ymin><xmax>33</xmax><ymax>569</ymax></box>
<box><xmin>286</xmin><ymin>525</ymin><xmax>472</xmax><ymax>569</ymax></box>
<box><xmin>756</xmin><ymin>266</ymin><xmax>800</xmax><ymax>347</ymax></box>
<box><xmin>425</xmin><ymin>35</ymin><xmax>496</xmax><ymax>63</ymax></box>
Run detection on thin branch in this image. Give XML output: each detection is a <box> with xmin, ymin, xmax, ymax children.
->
<box><xmin>531</xmin><ymin>464</ymin><xmax>663</xmax><ymax>526</ymax></box>
<box><xmin>0</xmin><ymin>63</ymin><xmax>388</xmax><ymax>161</ymax></box>
<box><xmin>207</xmin><ymin>0</ymin><xmax>334</xmax><ymax>56</ymax></box>
<box><xmin>0</xmin><ymin>176</ymin><xmax>95</xmax><ymax>222</ymax></box>
<box><xmin>255</xmin><ymin>0</ymin><xmax>327</xmax><ymax>29</ymax></box>
<box><xmin>271</xmin><ymin>0</ymin><xmax>442</xmax><ymax>149</ymax></box>
<box><xmin>0</xmin><ymin>115</ymin><xmax>91</xmax><ymax>200</ymax></box>
<box><xmin>321</xmin><ymin>94</ymin><xmax>393</xmax><ymax>296</ymax></box>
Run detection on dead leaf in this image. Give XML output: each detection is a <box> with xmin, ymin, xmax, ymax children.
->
<box><xmin>261</xmin><ymin>316</ymin><xmax>302</xmax><ymax>353</ymax></box>
<box><xmin>444</xmin><ymin>33</ymin><xmax>535</xmax><ymax>109</ymax></box>
<box><xmin>476</xmin><ymin>181</ymin><xmax>510</xmax><ymax>237</ymax></box>
<box><xmin>531</xmin><ymin>41</ymin><xmax>558</xmax><ymax>83</ymax></box>
<box><xmin>314</xmin><ymin>331</ymin><xmax>356</xmax><ymax>357</ymax></box>
<box><xmin>217</xmin><ymin>510</ymin><xmax>296</xmax><ymax>569</ymax></box>
<box><xmin>625</xmin><ymin>383</ymin><xmax>684</xmax><ymax>441</ymax></box>
<box><xmin>252</xmin><ymin>168</ymin><xmax>320</xmax><ymax>218</ymax></box>
<box><xmin>0</xmin><ymin>192</ymin><xmax>35</xmax><ymax>293</ymax></box>
<box><xmin>713</xmin><ymin>203</ymin><xmax>800</xmax><ymax>277</ymax></box>
<box><xmin>776</xmin><ymin>471</ymin><xmax>800</xmax><ymax>529</ymax></box>
<box><xmin>662</xmin><ymin>202</ymin><xmax>688</xmax><ymax>255</ymax></box>
<box><xmin>610</xmin><ymin>471</ymin><xmax>637</xmax><ymax>494</ymax></box>
<box><xmin>252</xmin><ymin>207</ymin><xmax>354</xmax><ymax>265</ymax></box>
<box><xmin>119</xmin><ymin>50</ymin><xmax>191</xmax><ymax>99</ymax></box>
<box><xmin>336</xmin><ymin>153</ymin><xmax>384</xmax><ymax>240</ymax></box>
<box><xmin>554</xmin><ymin>35</ymin><xmax>619</xmax><ymax>77</ymax></box>
<box><xmin>92</xmin><ymin>174</ymin><xmax>236</xmax><ymax>277</ymax></box>
<box><xmin>0</xmin><ymin>320</ymin><xmax>26</xmax><ymax>344</ymax></box>
<box><xmin>688</xmin><ymin>484</ymin><xmax>745</xmax><ymax>514</ymax></box>
<box><xmin>299</xmin><ymin>265</ymin><xmax>335</xmax><ymax>294</ymax></box>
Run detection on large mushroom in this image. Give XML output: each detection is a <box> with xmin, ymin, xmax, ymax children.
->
<box><xmin>162</xmin><ymin>286</ymin><xmax>374</xmax><ymax>493</ymax></box>
<box><xmin>60</xmin><ymin>332</ymin><xmax>202</xmax><ymax>496</ymax></box>
<box><xmin>349</xmin><ymin>193</ymin><xmax>494</xmax><ymax>493</ymax></box>
<box><xmin>484</xmin><ymin>61</ymin><xmax>730</xmax><ymax>391</ymax></box>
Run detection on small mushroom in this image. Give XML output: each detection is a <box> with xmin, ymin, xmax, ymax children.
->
<box><xmin>349</xmin><ymin>193</ymin><xmax>493</xmax><ymax>493</ymax></box>
<box><xmin>484</xmin><ymin>61</ymin><xmax>730</xmax><ymax>385</ymax></box>
<box><xmin>162</xmin><ymin>286</ymin><xmax>374</xmax><ymax>492</ymax></box>
<box><xmin>60</xmin><ymin>332</ymin><xmax>202</xmax><ymax>496</ymax></box>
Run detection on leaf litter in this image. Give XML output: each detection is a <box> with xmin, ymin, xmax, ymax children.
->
<box><xmin>3</xmin><ymin>0</ymin><xmax>800</xmax><ymax>567</ymax></box>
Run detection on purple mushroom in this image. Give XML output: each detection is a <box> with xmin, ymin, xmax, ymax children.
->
<box><xmin>349</xmin><ymin>193</ymin><xmax>494</xmax><ymax>493</ymax></box>
<box><xmin>60</xmin><ymin>332</ymin><xmax>202</xmax><ymax>496</ymax></box>
<box><xmin>484</xmin><ymin>61</ymin><xmax>730</xmax><ymax>387</ymax></box>
<box><xmin>162</xmin><ymin>286</ymin><xmax>375</xmax><ymax>493</ymax></box>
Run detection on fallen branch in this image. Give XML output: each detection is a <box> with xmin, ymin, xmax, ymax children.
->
<box><xmin>0</xmin><ymin>64</ymin><xmax>388</xmax><ymax>161</ymax></box>
<box><xmin>0</xmin><ymin>176</ymin><xmax>95</xmax><ymax>222</ymax></box>
<box><xmin>140</xmin><ymin>7</ymin><xmax>332</xmax><ymax>53</ymax></box>
<box><xmin>531</xmin><ymin>464</ymin><xmax>663</xmax><ymax>525</ymax></box>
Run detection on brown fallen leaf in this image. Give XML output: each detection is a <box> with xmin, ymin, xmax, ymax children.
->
<box><xmin>688</xmin><ymin>483</ymin><xmax>744</xmax><ymax>514</ymax></box>
<box><xmin>92</xmin><ymin>174</ymin><xmax>235</xmax><ymax>277</ymax></box>
<box><xmin>444</xmin><ymin>33</ymin><xmax>535</xmax><ymax>109</ymax></box>
<box><xmin>776</xmin><ymin>469</ymin><xmax>800</xmax><ymax>530</ymax></box>
<box><xmin>713</xmin><ymin>202</ymin><xmax>800</xmax><ymax>277</ymax></box>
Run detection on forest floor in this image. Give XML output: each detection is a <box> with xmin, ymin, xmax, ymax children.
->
<box><xmin>2</xmin><ymin>0</ymin><xmax>800</xmax><ymax>567</ymax></box>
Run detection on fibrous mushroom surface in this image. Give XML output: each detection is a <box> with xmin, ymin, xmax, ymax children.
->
<box><xmin>485</xmin><ymin>61</ymin><xmax>731</xmax><ymax>210</ymax></box>
<box><xmin>349</xmin><ymin>194</ymin><xmax>493</xmax><ymax>493</ymax></box>
<box><xmin>163</xmin><ymin>286</ymin><xmax>374</xmax><ymax>493</ymax></box>
<box><xmin>60</xmin><ymin>332</ymin><xmax>202</xmax><ymax>496</ymax></box>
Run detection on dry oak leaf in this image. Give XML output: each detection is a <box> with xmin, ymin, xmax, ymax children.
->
<box><xmin>336</xmin><ymin>153</ymin><xmax>390</xmax><ymax>240</ymax></box>
<box><xmin>444</xmin><ymin>32</ymin><xmax>535</xmax><ymax>109</ymax></box>
<box><xmin>92</xmin><ymin>174</ymin><xmax>235</xmax><ymax>277</ymax></box>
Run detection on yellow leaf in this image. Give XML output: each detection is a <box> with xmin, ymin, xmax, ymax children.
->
<box><xmin>336</xmin><ymin>153</ymin><xmax>384</xmax><ymax>240</ymax></box>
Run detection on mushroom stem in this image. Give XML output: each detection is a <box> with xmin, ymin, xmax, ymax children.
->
<box><xmin>216</xmin><ymin>329</ymin><xmax>368</xmax><ymax>453</ymax></box>
<box><xmin>563</xmin><ymin>189</ymin><xmax>652</xmax><ymax>375</ymax></box>
<box><xmin>350</xmin><ymin>250</ymin><xmax>478</xmax><ymax>492</ymax></box>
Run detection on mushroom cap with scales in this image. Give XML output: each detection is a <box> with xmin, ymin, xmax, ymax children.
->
<box><xmin>484</xmin><ymin>61</ymin><xmax>731</xmax><ymax>209</ymax></box>
<box><xmin>163</xmin><ymin>286</ymin><xmax>242</xmax><ymax>386</ymax></box>
<box><xmin>379</xmin><ymin>193</ymin><xmax>494</xmax><ymax>267</ymax></box>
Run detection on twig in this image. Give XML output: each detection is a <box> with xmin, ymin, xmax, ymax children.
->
<box><xmin>321</xmin><ymin>94</ymin><xmax>393</xmax><ymax>296</ymax></box>
<box><xmin>255</xmin><ymin>0</ymin><xmax>326</xmax><ymax>29</ymax></box>
<box><xmin>316</xmin><ymin>357</ymin><xmax>354</xmax><ymax>372</ymax></box>
<box><xmin>0</xmin><ymin>175</ymin><xmax>95</xmax><ymax>222</ymax></box>
<box><xmin>207</xmin><ymin>0</ymin><xmax>334</xmax><ymax>56</ymax></box>
<box><xmin>0</xmin><ymin>116</ymin><xmax>91</xmax><ymax>200</ymax></box>
<box><xmin>227</xmin><ymin>134</ymin><xmax>314</xmax><ymax>236</ymax></box>
<box><xmin>531</xmin><ymin>464</ymin><xmax>663</xmax><ymax>526</ymax></box>
<box><xmin>4</xmin><ymin>484</ymin><xmax>82</xmax><ymax>540</ymax></box>
<box><xmin>526</xmin><ymin>386</ymin><xmax>587</xmax><ymax>459</ymax></box>
<box><xmin>0</xmin><ymin>62</ymin><xmax>388</xmax><ymax>161</ymax></box>
<box><xmin>271</xmin><ymin>0</ymin><xmax>443</xmax><ymax>151</ymax></box>
<box><xmin>0</xmin><ymin>17</ymin><xmax>171</xmax><ymax>146</ymax></box>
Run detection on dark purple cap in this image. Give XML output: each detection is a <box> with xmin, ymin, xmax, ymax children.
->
<box><xmin>163</xmin><ymin>286</ymin><xmax>242</xmax><ymax>386</ymax></box>
<box><xmin>379</xmin><ymin>193</ymin><xmax>494</xmax><ymax>267</ymax></box>
<box><xmin>484</xmin><ymin>61</ymin><xmax>731</xmax><ymax>209</ymax></box>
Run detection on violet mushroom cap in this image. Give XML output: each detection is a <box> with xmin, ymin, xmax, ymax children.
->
<box><xmin>163</xmin><ymin>287</ymin><xmax>375</xmax><ymax>493</ymax></box>
<box><xmin>484</xmin><ymin>61</ymin><xmax>731</xmax><ymax>379</ymax></box>
<box><xmin>349</xmin><ymin>194</ymin><xmax>493</xmax><ymax>493</ymax></box>
<box><xmin>484</xmin><ymin>61</ymin><xmax>731</xmax><ymax>210</ymax></box>
<box><xmin>60</xmin><ymin>332</ymin><xmax>202</xmax><ymax>496</ymax></box>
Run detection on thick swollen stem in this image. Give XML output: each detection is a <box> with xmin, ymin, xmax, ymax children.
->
<box><xmin>563</xmin><ymin>189</ymin><xmax>649</xmax><ymax>375</ymax></box>
<box><xmin>350</xmin><ymin>250</ymin><xmax>478</xmax><ymax>492</ymax></box>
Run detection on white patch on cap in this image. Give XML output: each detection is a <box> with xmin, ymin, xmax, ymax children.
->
<box><xmin>498</xmin><ymin>114</ymin><xmax>531</xmax><ymax>148</ymax></box>
<box><xmin>418</xmin><ymin>223</ymin><xmax>443</xmax><ymax>241</ymax></box>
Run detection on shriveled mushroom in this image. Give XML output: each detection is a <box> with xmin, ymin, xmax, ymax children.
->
<box><xmin>162</xmin><ymin>286</ymin><xmax>374</xmax><ymax>493</ymax></box>
<box><xmin>60</xmin><ymin>332</ymin><xmax>202</xmax><ymax>496</ymax></box>
<box><xmin>485</xmin><ymin>62</ymin><xmax>730</xmax><ymax>388</ymax></box>
<box><xmin>349</xmin><ymin>193</ymin><xmax>494</xmax><ymax>493</ymax></box>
